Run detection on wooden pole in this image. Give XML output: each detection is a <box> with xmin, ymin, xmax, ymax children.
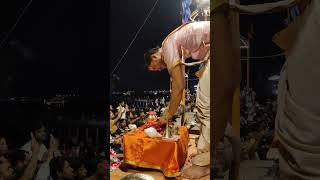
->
<box><xmin>212</xmin><ymin>0</ymin><xmax>241</xmax><ymax>179</ymax></box>
<box><xmin>246</xmin><ymin>38</ymin><xmax>250</xmax><ymax>89</ymax></box>
<box><xmin>211</xmin><ymin>0</ymin><xmax>241</xmax><ymax>147</ymax></box>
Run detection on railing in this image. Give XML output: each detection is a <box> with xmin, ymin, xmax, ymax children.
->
<box><xmin>52</xmin><ymin>120</ymin><xmax>107</xmax><ymax>144</ymax></box>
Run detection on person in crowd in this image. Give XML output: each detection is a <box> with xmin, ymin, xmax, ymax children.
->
<box><xmin>115</xmin><ymin>119</ymin><xmax>129</xmax><ymax>135</ymax></box>
<box><xmin>18</xmin><ymin>133</ymin><xmax>41</xmax><ymax>180</ymax></box>
<box><xmin>136</xmin><ymin>111</ymin><xmax>147</xmax><ymax>127</ymax></box>
<box><xmin>110</xmin><ymin>108</ymin><xmax>124</xmax><ymax>135</ymax></box>
<box><xmin>9</xmin><ymin>150</ymin><xmax>29</xmax><ymax>179</ymax></box>
<box><xmin>21</xmin><ymin>121</ymin><xmax>48</xmax><ymax>162</ymax></box>
<box><xmin>69</xmin><ymin>158</ymin><xmax>87</xmax><ymax>180</ymax></box>
<box><xmin>127</xmin><ymin>111</ymin><xmax>140</xmax><ymax>126</ymax></box>
<box><xmin>116</xmin><ymin>101</ymin><xmax>128</xmax><ymax>121</ymax></box>
<box><xmin>49</xmin><ymin>157</ymin><xmax>74</xmax><ymax>180</ymax></box>
<box><xmin>34</xmin><ymin>133</ymin><xmax>60</xmax><ymax>180</ymax></box>
<box><xmin>0</xmin><ymin>156</ymin><xmax>14</xmax><ymax>180</ymax></box>
<box><xmin>86</xmin><ymin>157</ymin><xmax>106</xmax><ymax>180</ymax></box>
<box><xmin>0</xmin><ymin>137</ymin><xmax>8</xmax><ymax>157</ymax></box>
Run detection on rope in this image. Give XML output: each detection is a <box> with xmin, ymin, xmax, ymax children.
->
<box><xmin>0</xmin><ymin>0</ymin><xmax>34</xmax><ymax>48</ymax></box>
<box><xmin>240</xmin><ymin>52</ymin><xmax>285</xmax><ymax>61</ymax></box>
<box><xmin>241</xmin><ymin>53</ymin><xmax>285</xmax><ymax>59</ymax></box>
<box><xmin>111</xmin><ymin>0</ymin><xmax>159</xmax><ymax>75</ymax></box>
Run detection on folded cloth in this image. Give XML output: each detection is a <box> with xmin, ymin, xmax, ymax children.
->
<box><xmin>123</xmin><ymin>126</ymin><xmax>189</xmax><ymax>177</ymax></box>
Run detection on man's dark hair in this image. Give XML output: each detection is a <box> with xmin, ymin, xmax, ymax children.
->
<box><xmin>50</xmin><ymin>157</ymin><xmax>66</xmax><ymax>180</ymax></box>
<box><xmin>68</xmin><ymin>157</ymin><xmax>84</xmax><ymax>173</ymax></box>
<box><xmin>29</xmin><ymin>120</ymin><xmax>47</xmax><ymax>134</ymax></box>
<box><xmin>125</xmin><ymin>111</ymin><xmax>131</xmax><ymax>119</ymax></box>
<box><xmin>144</xmin><ymin>47</ymin><xmax>160</xmax><ymax>67</ymax></box>
<box><xmin>85</xmin><ymin>156</ymin><xmax>106</xmax><ymax>176</ymax></box>
<box><xmin>120</xmin><ymin>119</ymin><xmax>127</xmax><ymax>126</ymax></box>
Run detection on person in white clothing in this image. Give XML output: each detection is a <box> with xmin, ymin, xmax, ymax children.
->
<box><xmin>21</xmin><ymin>122</ymin><xmax>48</xmax><ymax>162</ymax></box>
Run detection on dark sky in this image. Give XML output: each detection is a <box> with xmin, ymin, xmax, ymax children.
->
<box><xmin>0</xmin><ymin>0</ymin><xmax>107</xmax><ymax>98</ymax></box>
<box><xmin>109</xmin><ymin>0</ymin><xmax>182</xmax><ymax>91</ymax></box>
<box><xmin>239</xmin><ymin>0</ymin><xmax>287</xmax><ymax>98</ymax></box>
<box><xmin>0</xmin><ymin>0</ymin><xmax>288</xmax><ymax>98</ymax></box>
<box><xmin>109</xmin><ymin>0</ymin><xmax>286</xmax><ymax>97</ymax></box>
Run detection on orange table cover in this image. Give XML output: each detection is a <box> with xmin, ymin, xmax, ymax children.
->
<box><xmin>123</xmin><ymin>122</ymin><xmax>189</xmax><ymax>177</ymax></box>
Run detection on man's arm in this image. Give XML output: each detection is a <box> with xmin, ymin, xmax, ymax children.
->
<box><xmin>19</xmin><ymin>133</ymin><xmax>40</xmax><ymax>180</ymax></box>
<box><xmin>114</xmin><ymin>110</ymin><xmax>123</xmax><ymax>123</ymax></box>
<box><xmin>164</xmin><ymin>65</ymin><xmax>185</xmax><ymax>121</ymax></box>
<box><xmin>19</xmin><ymin>154</ymin><xmax>38</xmax><ymax>180</ymax></box>
<box><xmin>129</xmin><ymin>117</ymin><xmax>140</xmax><ymax>124</ymax></box>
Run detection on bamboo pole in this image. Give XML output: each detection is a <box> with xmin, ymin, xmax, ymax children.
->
<box><xmin>246</xmin><ymin>37</ymin><xmax>250</xmax><ymax>89</ymax></box>
<box><xmin>212</xmin><ymin>0</ymin><xmax>241</xmax><ymax>179</ymax></box>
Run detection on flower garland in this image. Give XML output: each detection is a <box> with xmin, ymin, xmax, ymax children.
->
<box><xmin>110</xmin><ymin>148</ymin><xmax>121</xmax><ymax>171</ymax></box>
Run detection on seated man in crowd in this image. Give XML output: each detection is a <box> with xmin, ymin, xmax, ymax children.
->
<box><xmin>9</xmin><ymin>150</ymin><xmax>29</xmax><ymax>179</ymax></box>
<box><xmin>8</xmin><ymin>132</ymin><xmax>42</xmax><ymax>180</ymax></box>
<box><xmin>128</xmin><ymin>111</ymin><xmax>146</xmax><ymax>127</ymax></box>
<box><xmin>21</xmin><ymin>121</ymin><xmax>48</xmax><ymax>162</ymax></box>
<box><xmin>110</xmin><ymin>108</ymin><xmax>124</xmax><ymax>136</ymax></box>
<box><xmin>0</xmin><ymin>155</ymin><xmax>14</xmax><ymax>180</ymax></box>
<box><xmin>115</xmin><ymin>120</ymin><xmax>130</xmax><ymax>135</ymax></box>
<box><xmin>49</xmin><ymin>157</ymin><xmax>75</xmax><ymax>180</ymax></box>
<box><xmin>69</xmin><ymin>158</ymin><xmax>87</xmax><ymax>180</ymax></box>
<box><xmin>0</xmin><ymin>136</ymin><xmax>8</xmax><ymax>156</ymax></box>
<box><xmin>86</xmin><ymin>157</ymin><xmax>107</xmax><ymax>180</ymax></box>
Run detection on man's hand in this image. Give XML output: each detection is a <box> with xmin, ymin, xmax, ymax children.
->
<box><xmin>158</xmin><ymin>116</ymin><xmax>172</xmax><ymax>127</ymax></box>
<box><xmin>49</xmin><ymin>134</ymin><xmax>59</xmax><ymax>152</ymax></box>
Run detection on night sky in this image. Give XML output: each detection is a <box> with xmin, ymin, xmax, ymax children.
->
<box><xmin>109</xmin><ymin>0</ymin><xmax>286</xmax><ymax>98</ymax></box>
<box><xmin>0</xmin><ymin>0</ymin><xmax>107</xmax><ymax>98</ymax></box>
<box><xmin>109</xmin><ymin>0</ymin><xmax>181</xmax><ymax>91</ymax></box>
<box><xmin>0</xmin><ymin>0</ymin><xmax>287</xmax><ymax>98</ymax></box>
<box><xmin>239</xmin><ymin>0</ymin><xmax>287</xmax><ymax>99</ymax></box>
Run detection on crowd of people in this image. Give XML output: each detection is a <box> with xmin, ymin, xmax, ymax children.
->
<box><xmin>240</xmin><ymin>88</ymin><xmax>277</xmax><ymax>161</ymax></box>
<box><xmin>110</xmin><ymin>89</ymin><xmax>278</xmax><ymax>176</ymax></box>
<box><xmin>0</xmin><ymin>120</ymin><xmax>107</xmax><ymax>180</ymax></box>
<box><xmin>109</xmin><ymin>93</ymin><xmax>172</xmax><ymax>151</ymax></box>
<box><xmin>109</xmin><ymin>91</ymin><xmax>197</xmax><ymax>171</ymax></box>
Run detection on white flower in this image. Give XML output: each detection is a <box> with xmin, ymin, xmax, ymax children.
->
<box><xmin>144</xmin><ymin>127</ymin><xmax>162</xmax><ymax>138</ymax></box>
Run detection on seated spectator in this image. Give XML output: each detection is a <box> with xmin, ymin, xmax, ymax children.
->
<box><xmin>50</xmin><ymin>157</ymin><xmax>75</xmax><ymax>180</ymax></box>
<box><xmin>0</xmin><ymin>136</ymin><xmax>8</xmax><ymax>156</ymax></box>
<box><xmin>110</xmin><ymin>135</ymin><xmax>123</xmax><ymax>154</ymax></box>
<box><xmin>135</xmin><ymin>111</ymin><xmax>147</xmax><ymax>127</ymax></box>
<box><xmin>69</xmin><ymin>158</ymin><xmax>87</xmax><ymax>180</ymax></box>
<box><xmin>35</xmin><ymin>134</ymin><xmax>60</xmax><ymax>180</ymax></box>
<box><xmin>18</xmin><ymin>133</ymin><xmax>42</xmax><ymax>180</ymax></box>
<box><xmin>110</xmin><ymin>109</ymin><xmax>124</xmax><ymax>135</ymax></box>
<box><xmin>21</xmin><ymin>121</ymin><xmax>48</xmax><ymax>162</ymax></box>
<box><xmin>9</xmin><ymin>150</ymin><xmax>29</xmax><ymax>179</ymax></box>
<box><xmin>115</xmin><ymin>119</ymin><xmax>129</xmax><ymax>136</ymax></box>
<box><xmin>127</xmin><ymin>111</ymin><xmax>141</xmax><ymax>126</ymax></box>
<box><xmin>0</xmin><ymin>156</ymin><xmax>14</xmax><ymax>180</ymax></box>
<box><xmin>86</xmin><ymin>157</ymin><xmax>107</xmax><ymax>180</ymax></box>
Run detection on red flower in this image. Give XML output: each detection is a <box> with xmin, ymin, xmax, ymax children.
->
<box><xmin>144</xmin><ymin>123</ymin><xmax>163</xmax><ymax>133</ymax></box>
